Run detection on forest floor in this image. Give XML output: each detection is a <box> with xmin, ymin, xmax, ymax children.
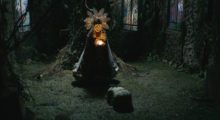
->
<box><xmin>17</xmin><ymin>60</ymin><xmax>220</xmax><ymax>120</ymax></box>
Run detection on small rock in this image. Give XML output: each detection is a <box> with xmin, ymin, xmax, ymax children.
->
<box><xmin>26</xmin><ymin>58</ymin><xmax>32</xmax><ymax>65</ymax></box>
<box><xmin>177</xmin><ymin>69</ymin><xmax>184</xmax><ymax>72</ymax></box>
<box><xmin>162</xmin><ymin>59</ymin><xmax>168</xmax><ymax>63</ymax></box>
<box><xmin>106</xmin><ymin>87</ymin><xmax>134</xmax><ymax>113</ymax></box>
<box><xmin>177</xmin><ymin>64</ymin><xmax>183</xmax><ymax>69</ymax></box>
<box><xmin>169</xmin><ymin>61</ymin><xmax>173</xmax><ymax>66</ymax></box>
<box><xmin>131</xmin><ymin>72</ymin><xmax>137</xmax><ymax>76</ymax></box>
<box><xmin>172</xmin><ymin>63</ymin><xmax>178</xmax><ymax>68</ymax></box>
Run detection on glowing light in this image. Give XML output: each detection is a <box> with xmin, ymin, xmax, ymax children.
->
<box><xmin>84</xmin><ymin>8</ymin><xmax>110</xmax><ymax>47</ymax></box>
<box><xmin>95</xmin><ymin>40</ymin><xmax>105</xmax><ymax>46</ymax></box>
<box><xmin>92</xmin><ymin>23</ymin><xmax>107</xmax><ymax>47</ymax></box>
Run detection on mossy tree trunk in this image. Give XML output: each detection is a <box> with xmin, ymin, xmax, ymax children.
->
<box><xmin>0</xmin><ymin>1</ymin><xmax>22</xmax><ymax>119</ymax></box>
<box><xmin>206</xmin><ymin>0</ymin><xmax>220</xmax><ymax>101</ymax></box>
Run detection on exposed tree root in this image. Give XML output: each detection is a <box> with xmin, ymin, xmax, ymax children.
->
<box><xmin>34</xmin><ymin>45</ymin><xmax>137</xmax><ymax>79</ymax></box>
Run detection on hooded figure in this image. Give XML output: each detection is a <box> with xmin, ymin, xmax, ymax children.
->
<box><xmin>73</xmin><ymin>8</ymin><xmax>119</xmax><ymax>81</ymax></box>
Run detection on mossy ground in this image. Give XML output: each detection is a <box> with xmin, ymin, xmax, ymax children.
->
<box><xmin>18</xmin><ymin>60</ymin><xmax>220</xmax><ymax>120</ymax></box>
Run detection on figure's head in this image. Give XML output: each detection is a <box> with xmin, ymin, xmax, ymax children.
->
<box><xmin>95</xmin><ymin>19</ymin><xmax>102</xmax><ymax>24</ymax></box>
<box><xmin>84</xmin><ymin>8</ymin><xmax>110</xmax><ymax>31</ymax></box>
<box><xmin>84</xmin><ymin>8</ymin><xmax>109</xmax><ymax>47</ymax></box>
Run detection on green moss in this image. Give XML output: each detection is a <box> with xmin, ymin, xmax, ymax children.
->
<box><xmin>19</xmin><ymin>60</ymin><xmax>219</xmax><ymax>120</ymax></box>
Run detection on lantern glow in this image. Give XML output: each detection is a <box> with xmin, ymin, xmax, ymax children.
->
<box><xmin>95</xmin><ymin>40</ymin><xmax>105</xmax><ymax>46</ymax></box>
<box><xmin>93</xmin><ymin>24</ymin><xmax>107</xmax><ymax>46</ymax></box>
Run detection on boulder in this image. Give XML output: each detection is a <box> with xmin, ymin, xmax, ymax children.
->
<box><xmin>106</xmin><ymin>87</ymin><xmax>134</xmax><ymax>113</ymax></box>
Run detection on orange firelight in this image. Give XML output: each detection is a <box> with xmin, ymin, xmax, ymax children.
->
<box><xmin>93</xmin><ymin>24</ymin><xmax>107</xmax><ymax>46</ymax></box>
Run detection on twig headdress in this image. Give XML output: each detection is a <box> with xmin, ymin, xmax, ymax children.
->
<box><xmin>84</xmin><ymin>8</ymin><xmax>110</xmax><ymax>31</ymax></box>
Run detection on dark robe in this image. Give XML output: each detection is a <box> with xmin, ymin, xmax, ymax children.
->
<box><xmin>73</xmin><ymin>35</ymin><xmax>119</xmax><ymax>81</ymax></box>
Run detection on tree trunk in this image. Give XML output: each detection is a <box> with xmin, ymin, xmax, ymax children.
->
<box><xmin>0</xmin><ymin>2</ymin><xmax>22</xmax><ymax>119</ymax></box>
<box><xmin>206</xmin><ymin>0</ymin><xmax>220</xmax><ymax>101</ymax></box>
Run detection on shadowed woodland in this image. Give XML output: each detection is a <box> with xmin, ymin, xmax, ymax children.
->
<box><xmin>0</xmin><ymin>0</ymin><xmax>220</xmax><ymax>120</ymax></box>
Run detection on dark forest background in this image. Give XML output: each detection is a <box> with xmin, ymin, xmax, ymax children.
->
<box><xmin>1</xmin><ymin>0</ymin><xmax>220</xmax><ymax>119</ymax></box>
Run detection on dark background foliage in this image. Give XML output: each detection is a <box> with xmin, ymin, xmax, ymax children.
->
<box><xmin>1</xmin><ymin>0</ymin><xmax>220</xmax><ymax>119</ymax></box>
